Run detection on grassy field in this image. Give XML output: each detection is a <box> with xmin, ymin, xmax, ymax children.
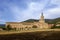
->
<box><xmin>0</xmin><ymin>31</ymin><xmax>60</xmax><ymax>40</ymax></box>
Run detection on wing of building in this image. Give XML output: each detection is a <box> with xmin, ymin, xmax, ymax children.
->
<box><xmin>6</xmin><ymin>13</ymin><xmax>51</xmax><ymax>30</ymax></box>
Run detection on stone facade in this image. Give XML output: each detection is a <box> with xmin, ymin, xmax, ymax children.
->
<box><xmin>6</xmin><ymin>13</ymin><xmax>50</xmax><ymax>30</ymax></box>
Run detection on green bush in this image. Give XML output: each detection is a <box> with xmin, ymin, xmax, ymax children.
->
<box><xmin>51</xmin><ymin>26</ymin><xmax>60</xmax><ymax>29</ymax></box>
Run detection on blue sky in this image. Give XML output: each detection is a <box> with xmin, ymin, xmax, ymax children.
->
<box><xmin>0</xmin><ymin>0</ymin><xmax>60</xmax><ymax>24</ymax></box>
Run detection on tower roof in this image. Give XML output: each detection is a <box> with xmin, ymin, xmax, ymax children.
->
<box><xmin>39</xmin><ymin>12</ymin><xmax>45</xmax><ymax>23</ymax></box>
<box><xmin>41</xmin><ymin>13</ymin><xmax>43</xmax><ymax>16</ymax></box>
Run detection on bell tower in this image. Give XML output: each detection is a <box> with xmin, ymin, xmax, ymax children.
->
<box><xmin>39</xmin><ymin>13</ymin><xmax>45</xmax><ymax>23</ymax></box>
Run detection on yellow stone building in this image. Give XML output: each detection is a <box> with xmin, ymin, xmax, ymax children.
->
<box><xmin>6</xmin><ymin>13</ymin><xmax>50</xmax><ymax>30</ymax></box>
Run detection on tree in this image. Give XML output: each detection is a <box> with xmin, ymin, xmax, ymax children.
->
<box><xmin>7</xmin><ymin>25</ymin><xmax>12</xmax><ymax>30</ymax></box>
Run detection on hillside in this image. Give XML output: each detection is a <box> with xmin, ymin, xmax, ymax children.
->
<box><xmin>0</xmin><ymin>24</ymin><xmax>5</xmax><ymax>28</ymax></box>
<box><xmin>52</xmin><ymin>17</ymin><xmax>60</xmax><ymax>23</ymax></box>
<box><xmin>23</xmin><ymin>19</ymin><xmax>39</xmax><ymax>22</ymax></box>
<box><xmin>23</xmin><ymin>17</ymin><xmax>60</xmax><ymax>24</ymax></box>
<box><xmin>0</xmin><ymin>17</ymin><xmax>60</xmax><ymax>28</ymax></box>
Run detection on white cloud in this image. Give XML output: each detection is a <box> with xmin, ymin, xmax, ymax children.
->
<box><xmin>50</xmin><ymin>0</ymin><xmax>60</xmax><ymax>5</ymax></box>
<box><xmin>44</xmin><ymin>7</ymin><xmax>60</xmax><ymax>19</ymax></box>
<box><xmin>0</xmin><ymin>0</ymin><xmax>60</xmax><ymax>22</ymax></box>
<box><xmin>9</xmin><ymin>1</ymin><xmax>48</xmax><ymax>22</ymax></box>
<box><xmin>42</xmin><ymin>0</ymin><xmax>60</xmax><ymax>19</ymax></box>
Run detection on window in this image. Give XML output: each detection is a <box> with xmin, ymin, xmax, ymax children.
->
<box><xmin>32</xmin><ymin>25</ymin><xmax>37</xmax><ymax>28</ymax></box>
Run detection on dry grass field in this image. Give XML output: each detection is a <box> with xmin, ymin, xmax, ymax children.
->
<box><xmin>0</xmin><ymin>30</ymin><xmax>60</xmax><ymax>40</ymax></box>
<box><xmin>0</xmin><ymin>29</ymin><xmax>60</xmax><ymax>35</ymax></box>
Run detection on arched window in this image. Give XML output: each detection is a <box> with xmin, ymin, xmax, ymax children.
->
<box><xmin>32</xmin><ymin>25</ymin><xmax>37</xmax><ymax>28</ymax></box>
<box><xmin>25</xmin><ymin>26</ymin><xmax>28</xmax><ymax>28</ymax></box>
